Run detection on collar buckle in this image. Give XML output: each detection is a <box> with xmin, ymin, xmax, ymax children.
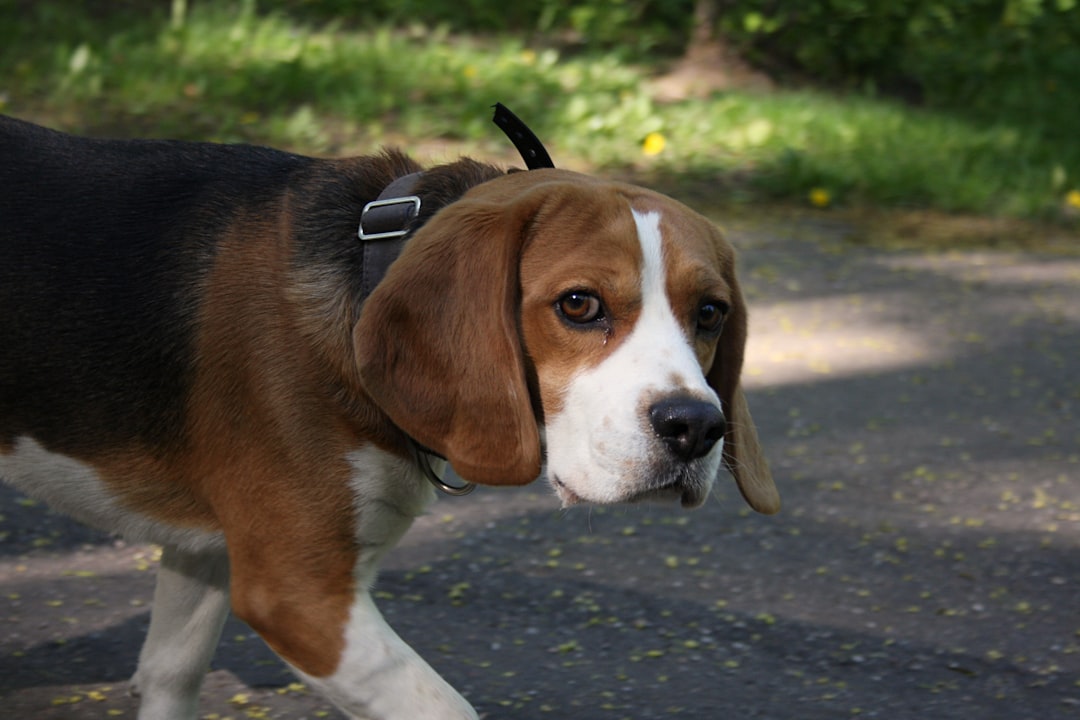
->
<box><xmin>358</xmin><ymin>195</ymin><xmax>422</xmax><ymax>241</ymax></box>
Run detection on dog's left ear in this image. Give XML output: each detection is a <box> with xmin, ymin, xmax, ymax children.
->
<box><xmin>707</xmin><ymin>247</ymin><xmax>780</xmax><ymax>515</ymax></box>
<box><xmin>355</xmin><ymin>194</ymin><xmax>542</xmax><ymax>487</ymax></box>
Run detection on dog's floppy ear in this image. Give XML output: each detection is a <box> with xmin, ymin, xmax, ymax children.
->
<box><xmin>355</xmin><ymin>195</ymin><xmax>541</xmax><ymax>486</ymax></box>
<box><xmin>707</xmin><ymin>251</ymin><xmax>780</xmax><ymax>515</ymax></box>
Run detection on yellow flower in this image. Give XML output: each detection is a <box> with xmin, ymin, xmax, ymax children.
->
<box><xmin>642</xmin><ymin>132</ymin><xmax>666</xmax><ymax>157</ymax></box>
<box><xmin>809</xmin><ymin>187</ymin><xmax>831</xmax><ymax>208</ymax></box>
<box><xmin>1065</xmin><ymin>189</ymin><xmax>1080</xmax><ymax>209</ymax></box>
<box><xmin>462</xmin><ymin>64</ymin><xmax>478</xmax><ymax>80</ymax></box>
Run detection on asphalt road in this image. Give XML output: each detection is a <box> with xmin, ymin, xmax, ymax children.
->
<box><xmin>2</xmin><ymin>210</ymin><xmax>1078</xmax><ymax>719</ymax></box>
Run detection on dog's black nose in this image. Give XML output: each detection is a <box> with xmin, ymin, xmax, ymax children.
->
<box><xmin>649</xmin><ymin>398</ymin><xmax>726</xmax><ymax>462</ymax></box>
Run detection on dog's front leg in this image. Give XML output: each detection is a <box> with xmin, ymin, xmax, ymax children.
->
<box><xmin>230</xmin><ymin>545</ymin><xmax>477</xmax><ymax>720</ymax></box>
<box><xmin>131</xmin><ymin>546</ymin><xmax>231</xmax><ymax>720</ymax></box>
<box><xmin>291</xmin><ymin>591</ymin><xmax>478</xmax><ymax>720</ymax></box>
<box><xmin>221</xmin><ymin>446</ymin><xmax>477</xmax><ymax>720</ymax></box>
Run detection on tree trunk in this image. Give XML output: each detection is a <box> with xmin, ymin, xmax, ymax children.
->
<box><xmin>649</xmin><ymin>0</ymin><xmax>772</xmax><ymax>100</ymax></box>
<box><xmin>690</xmin><ymin>0</ymin><xmax>720</xmax><ymax>52</ymax></box>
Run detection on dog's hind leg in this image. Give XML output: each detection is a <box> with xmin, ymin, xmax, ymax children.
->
<box><xmin>131</xmin><ymin>547</ymin><xmax>231</xmax><ymax>720</ymax></box>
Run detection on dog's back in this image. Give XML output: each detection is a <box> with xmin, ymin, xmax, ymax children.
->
<box><xmin>0</xmin><ymin>116</ymin><xmax>310</xmax><ymax>452</ymax></box>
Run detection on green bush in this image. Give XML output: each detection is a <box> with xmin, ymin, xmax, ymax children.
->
<box><xmin>258</xmin><ymin>0</ymin><xmax>695</xmax><ymax>55</ymax></box>
<box><xmin>719</xmin><ymin>0</ymin><xmax>1080</xmax><ymax>130</ymax></box>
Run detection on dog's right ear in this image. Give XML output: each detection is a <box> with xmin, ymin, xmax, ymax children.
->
<box><xmin>705</xmin><ymin>235</ymin><xmax>779</xmax><ymax>515</ymax></box>
<box><xmin>354</xmin><ymin>194</ymin><xmax>543</xmax><ymax>487</ymax></box>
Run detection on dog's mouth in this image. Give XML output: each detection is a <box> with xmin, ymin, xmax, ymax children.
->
<box><xmin>549</xmin><ymin>475</ymin><xmax>584</xmax><ymax>506</ymax></box>
<box><xmin>549</xmin><ymin>473</ymin><xmax>709</xmax><ymax>509</ymax></box>
<box><xmin>632</xmin><ymin>474</ymin><xmax>709</xmax><ymax>509</ymax></box>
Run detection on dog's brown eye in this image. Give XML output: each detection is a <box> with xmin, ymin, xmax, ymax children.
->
<box><xmin>558</xmin><ymin>291</ymin><xmax>603</xmax><ymax>324</ymax></box>
<box><xmin>697</xmin><ymin>301</ymin><xmax>728</xmax><ymax>334</ymax></box>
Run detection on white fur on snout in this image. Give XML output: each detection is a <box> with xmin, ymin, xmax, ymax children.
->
<box><xmin>544</xmin><ymin>209</ymin><xmax>724</xmax><ymax>506</ymax></box>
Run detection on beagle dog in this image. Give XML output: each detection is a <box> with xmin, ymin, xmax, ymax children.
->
<box><xmin>0</xmin><ymin>114</ymin><xmax>778</xmax><ymax>720</ymax></box>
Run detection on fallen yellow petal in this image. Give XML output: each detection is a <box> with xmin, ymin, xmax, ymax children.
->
<box><xmin>642</xmin><ymin>132</ymin><xmax>666</xmax><ymax>156</ymax></box>
<box><xmin>809</xmin><ymin>187</ymin><xmax>831</xmax><ymax>208</ymax></box>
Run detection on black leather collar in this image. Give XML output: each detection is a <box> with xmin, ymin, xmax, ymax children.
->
<box><xmin>492</xmin><ymin>102</ymin><xmax>555</xmax><ymax>170</ymax></box>
<box><xmin>357</xmin><ymin>171</ymin><xmax>424</xmax><ymax>299</ymax></box>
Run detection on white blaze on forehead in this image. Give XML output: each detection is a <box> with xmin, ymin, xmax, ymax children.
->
<box><xmin>629</xmin><ymin>208</ymin><xmax>710</xmax><ymax>382</ymax></box>
<box><xmin>627</xmin><ymin>207</ymin><xmax>715</xmax><ymax>394</ymax></box>
<box><xmin>542</xmin><ymin>206</ymin><xmax>723</xmax><ymax>505</ymax></box>
<box><xmin>632</xmin><ymin>209</ymin><xmax>668</xmax><ymax>320</ymax></box>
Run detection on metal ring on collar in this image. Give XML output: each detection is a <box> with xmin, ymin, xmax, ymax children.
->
<box><xmin>416</xmin><ymin>450</ymin><xmax>476</xmax><ymax>496</ymax></box>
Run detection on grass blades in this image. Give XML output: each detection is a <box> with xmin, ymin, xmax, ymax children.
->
<box><xmin>1</xmin><ymin>2</ymin><xmax>1077</xmax><ymax>221</ymax></box>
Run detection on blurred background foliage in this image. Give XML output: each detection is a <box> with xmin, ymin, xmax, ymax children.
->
<box><xmin>1</xmin><ymin>0</ymin><xmax>1078</xmax><ymax>221</ymax></box>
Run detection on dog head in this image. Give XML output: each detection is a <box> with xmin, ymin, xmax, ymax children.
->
<box><xmin>355</xmin><ymin>169</ymin><xmax>778</xmax><ymax>514</ymax></box>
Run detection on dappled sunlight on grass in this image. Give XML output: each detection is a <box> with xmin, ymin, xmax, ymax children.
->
<box><xmin>3</xmin><ymin>2</ymin><xmax>1079</xmax><ymax>221</ymax></box>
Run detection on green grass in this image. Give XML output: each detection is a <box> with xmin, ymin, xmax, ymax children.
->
<box><xmin>2</xmin><ymin>1</ymin><xmax>1077</xmax><ymax>221</ymax></box>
